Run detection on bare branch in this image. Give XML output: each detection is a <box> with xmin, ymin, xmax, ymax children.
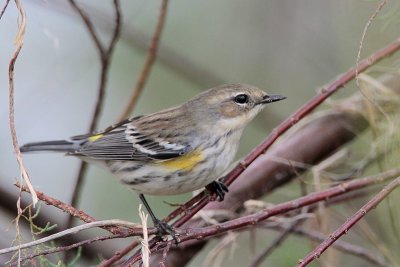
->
<box><xmin>355</xmin><ymin>0</ymin><xmax>388</xmax><ymax>88</ymax></box>
<box><xmin>297</xmin><ymin>176</ymin><xmax>400</xmax><ymax>267</ymax></box>
<box><xmin>118</xmin><ymin>0</ymin><xmax>169</xmax><ymax>120</ymax></box>
<box><xmin>67</xmin><ymin>0</ymin><xmax>122</xmax><ymax>234</ymax></box>
<box><xmin>99</xmin><ymin>240</ymin><xmax>141</xmax><ymax>267</ymax></box>
<box><xmin>9</xmin><ymin>234</ymin><xmax>123</xmax><ymax>266</ymax></box>
<box><xmin>67</xmin><ymin>0</ymin><xmax>104</xmax><ymax>57</ymax></box>
<box><xmin>16</xmin><ymin>183</ymin><xmax>154</xmax><ymax>236</ymax></box>
<box><xmin>0</xmin><ymin>0</ymin><xmax>10</xmax><ymax>19</ymax></box>
<box><xmin>0</xmin><ymin>219</ymin><xmax>142</xmax><ymax>255</ymax></box>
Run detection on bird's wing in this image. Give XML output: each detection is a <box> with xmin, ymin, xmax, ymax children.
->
<box><xmin>70</xmin><ymin>118</ymin><xmax>191</xmax><ymax>161</ymax></box>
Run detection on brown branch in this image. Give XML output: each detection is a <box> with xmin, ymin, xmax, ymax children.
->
<box><xmin>15</xmin><ymin>183</ymin><xmax>154</xmax><ymax>236</ymax></box>
<box><xmin>297</xmin><ymin>176</ymin><xmax>400</xmax><ymax>267</ymax></box>
<box><xmin>9</xmin><ymin>0</ymin><xmax>38</xmax><ymax>206</ymax></box>
<box><xmin>0</xmin><ymin>0</ymin><xmax>10</xmax><ymax>19</ymax></box>
<box><xmin>10</xmin><ymin>233</ymin><xmax>125</xmax><ymax>266</ymax></box>
<box><xmin>67</xmin><ymin>0</ymin><xmax>122</xmax><ymax>235</ymax></box>
<box><xmin>67</xmin><ymin>0</ymin><xmax>104</xmax><ymax>57</ymax></box>
<box><xmin>123</xmin><ymin>169</ymin><xmax>400</xmax><ymax>265</ymax></box>
<box><xmin>118</xmin><ymin>0</ymin><xmax>169</xmax><ymax>120</ymax></box>
<box><xmin>99</xmin><ymin>240</ymin><xmax>141</xmax><ymax>267</ymax></box>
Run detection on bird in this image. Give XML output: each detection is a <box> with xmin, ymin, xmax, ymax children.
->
<box><xmin>20</xmin><ymin>83</ymin><xmax>286</xmax><ymax>239</ymax></box>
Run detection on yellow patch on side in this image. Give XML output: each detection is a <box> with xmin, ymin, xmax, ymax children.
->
<box><xmin>158</xmin><ymin>149</ymin><xmax>204</xmax><ymax>171</ymax></box>
<box><xmin>88</xmin><ymin>133</ymin><xmax>104</xmax><ymax>142</ymax></box>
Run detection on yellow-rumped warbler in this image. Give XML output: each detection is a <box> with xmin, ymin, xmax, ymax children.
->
<box><xmin>20</xmin><ymin>83</ymin><xmax>286</xmax><ymax>237</ymax></box>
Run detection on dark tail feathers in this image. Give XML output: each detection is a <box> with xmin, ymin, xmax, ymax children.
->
<box><xmin>20</xmin><ymin>139</ymin><xmax>82</xmax><ymax>153</ymax></box>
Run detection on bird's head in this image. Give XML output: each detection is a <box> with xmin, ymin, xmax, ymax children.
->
<box><xmin>187</xmin><ymin>83</ymin><xmax>286</xmax><ymax>132</ymax></box>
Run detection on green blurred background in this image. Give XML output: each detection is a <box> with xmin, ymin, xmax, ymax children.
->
<box><xmin>1</xmin><ymin>0</ymin><xmax>400</xmax><ymax>266</ymax></box>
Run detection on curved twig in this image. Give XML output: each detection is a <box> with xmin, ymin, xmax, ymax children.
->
<box><xmin>9</xmin><ymin>0</ymin><xmax>38</xmax><ymax>206</ymax></box>
<box><xmin>67</xmin><ymin>0</ymin><xmax>122</xmax><ymax>233</ymax></box>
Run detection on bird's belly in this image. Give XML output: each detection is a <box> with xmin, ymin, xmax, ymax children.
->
<box><xmin>106</xmin><ymin>131</ymin><xmax>241</xmax><ymax>195</ymax></box>
<box><xmin>112</xmin><ymin>161</ymin><xmax>219</xmax><ymax>195</ymax></box>
<box><xmin>109</xmin><ymin>146</ymin><xmax>237</xmax><ymax>195</ymax></box>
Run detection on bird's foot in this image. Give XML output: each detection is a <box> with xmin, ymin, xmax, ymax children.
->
<box><xmin>206</xmin><ymin>180</ymin><xmax>229</xmax><ymax>201</ymax></box>
<box><xmin>154</xmin><ymin>218</ymin><xmax>179</xmax><ymax>244</ymax></box>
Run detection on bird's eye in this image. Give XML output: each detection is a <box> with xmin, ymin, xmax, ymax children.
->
<box><xmin>234</xmin><ymin>94</ymin><xmax>249</xmax><ymax>104</ymax></box>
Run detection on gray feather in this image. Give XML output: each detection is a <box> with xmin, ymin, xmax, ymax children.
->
<box><xmin>20</xmin><ymin>139</ymin><xmax>83</xmax><ymax>153</ymax></box>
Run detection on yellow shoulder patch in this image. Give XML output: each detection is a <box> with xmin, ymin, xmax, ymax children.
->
<box><xmin>158</xmin><ymin>149</ymin><xmax>204</xmax><ymax>171</ymax></box>
<box><xmin>88</xmin><ymin>133</ymin><xmax>104</xmax><ymax>142</ymax></box>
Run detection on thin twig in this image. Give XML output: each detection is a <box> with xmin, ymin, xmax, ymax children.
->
<box><xmin>0</xmin><ymin>0</ymin><xmax>10</xmax><ymax>19</ymax></box>
<box><xmin>9</xmin><ymin>0</ymin><xmax>38</xmax><ymax>207</ymax></box>
<box><xmin>355</xmin><ymin>0</ymin><xmax>388</xmax><ymax>88</ymax></box>
<box><xmin>16</xmin><ymin>183</ymin><xmax>154</xmax><ymax>236</ymax></box>
<box><xmin>0</xmin><ymin>219</ymin><xmax>142</xmax><ymax>255</ymax></box>
<box><xmin>99</xmin><ymin>240</ymin><xmax>141</xmax><ymax>267</ymax></box>
<box><xmin>87</xmin><ymin>0</ymin><xmax>122</xmax><ymax>132</ymax></box>
<box><xmin>297</xmin><ymin>177</ymin><xmax>400</xmax><ymax>267</ymax></box>
<box><xmin>67</xmin><ymin>0</ymin><xmax>122</xmax><ymax>234</ymax></box>
<box><xmin>9</xmin><ymin>233</ymin><xmax>126</xmax><ymax>266</ymax></box>
<box><xmin>16</xmin><ymin>182</ymin><xmax>96</xmax><ymax>223</ymax></box>
<box><xmin>67</xmin><ymin>0</ymin><xmax>104</xmax><ymax>57</ymax></box>
<box><xmin>118</xmin><ymin>0</ymin><xmax>169</xmax><ymax>120</ymax></box>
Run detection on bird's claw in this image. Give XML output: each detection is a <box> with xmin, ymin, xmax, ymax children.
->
<box><xmin>154</xmin><ymin>219</ymin><xmax>179</xmax><ymax>244</ymax></box>
<box><xmin>206</xmin><ymin>180</ymin><xmax>229</xmax><ymax>201</ymax></box>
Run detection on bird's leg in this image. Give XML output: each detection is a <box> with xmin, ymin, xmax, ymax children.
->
<box><xmin>205</xmin><ymin>180</ymin><xmax>229</xmax><ymax>201</ymax></box>
<box><xmin>138</xmin><ymin>193</ymin><xmax>178</xmax><ymax>243</ymax></box>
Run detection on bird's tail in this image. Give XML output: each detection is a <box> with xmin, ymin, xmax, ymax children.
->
<box><xmin>20</xmin><ymin>139</ymin><xmax>83</xmax><ymax>153</ymax></box>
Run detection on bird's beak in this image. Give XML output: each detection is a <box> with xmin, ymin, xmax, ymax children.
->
<box><xmin>259</xmin><ymin>94</ymin><xmax>287</xmax><ymax>104</ymax></box>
